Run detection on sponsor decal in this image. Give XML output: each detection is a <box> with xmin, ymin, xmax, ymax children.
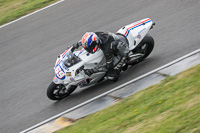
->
<box><xmin>61</xmin><ymin>61</ymin><xmax>69</xmax><ymax>71</ymax></box>
<box><xmin>70</xmin><ymin>77</ymin><xmax>74</xmax><ymax>81</ymax></box>
<box><xmin>77</xmin><ymin>79</ymin><xmax>86</xmax><ymax>86</ymax></box>
<box><xmin>53</xmin><ymin>76</ymin><xmax>58</xmax><ymax>83</ymax></box>
<box><xmin>138</xmin><ymin>28</ymin><xmax>146</xmax><ymax>34</ymax></box>
<box><xmin>77</xmin><ymin>78</ymin><xmax>92</xmax><ymax>86</ymax></box>
<box><xmin>66</xmin><ymin>72</ymin><xmax>71</xmax><ymax>76</ymax></box>
<box><xmin>137</xmin><ymin>34</ymin><xmax>141</xmax><ymax>39</ymax></box>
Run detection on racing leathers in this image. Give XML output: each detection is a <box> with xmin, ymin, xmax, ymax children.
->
<box><xmin>72</xmin><ymin>32</ymin><xmax>129</xmax><ymax>80</ymax></box>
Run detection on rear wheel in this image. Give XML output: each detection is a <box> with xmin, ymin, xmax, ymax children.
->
<box><xmin>46</xmin><ymin>82</ymin><xmax>77</xmax><ymax>100</ymax></box>
<box><xmin>128</xmin><ymin>34</ymin><xmax>154</xmax><ymax>65</ymax></box>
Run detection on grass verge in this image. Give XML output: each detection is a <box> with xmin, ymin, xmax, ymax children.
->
<box><xmin>0</xmin><ymin>0</ymin><xmax>59</xmax><ymax>26</ymax></box>
<box><xmin>57</xmin><ymin>64</ymin><xmax>200</xmax><ymax>133</ymax></box>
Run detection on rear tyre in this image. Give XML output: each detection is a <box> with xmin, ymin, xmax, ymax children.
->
<box><xmin>46</xmin><ymin>82</ymin><xmax>77</xmax><ymax>100</ymax></box>
<box><xmin>128</xmin><ymin>34</ymin><xmax>154</xmax><ymax>65</ymax></box>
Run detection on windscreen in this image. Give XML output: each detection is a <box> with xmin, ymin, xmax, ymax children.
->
<box><xmin>63</xmin><ymin>51</ymin><xmax>81</xmax><ymax>68</ymax></box>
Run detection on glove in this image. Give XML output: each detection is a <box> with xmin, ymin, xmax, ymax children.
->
<box><xmin>73</xmin><ymin>41</ymin><xmax>82</xmax><ymax>48</ymax></box>
<box><xmin>84</xmin><ymin>69</ymin><xmax>94</xmax><ymax>76</ymax></box>
<box><xmin>71</xmin><ymin>41</ymin><xmax>82</xmax><ymax>52</ymax></box>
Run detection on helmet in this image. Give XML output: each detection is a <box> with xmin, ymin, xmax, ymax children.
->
<box><xmin>81</xmin><ymin>32</ymin><xmax>100</xmax><ymax>53</ymax></box>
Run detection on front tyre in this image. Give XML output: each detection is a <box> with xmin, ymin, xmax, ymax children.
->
<box><xmin>46</xmin><ymin>82</ymin><xmax>77</xmax><ymax>100</ymax></box>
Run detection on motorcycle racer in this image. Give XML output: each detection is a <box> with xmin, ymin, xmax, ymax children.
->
<box><xmin>47</xmin><ymin>18</ymin><xmax>155</xmax><ymax>100</ymax></box>
<box><xmin>71</xmin><ymin>32</ymin><xmax>129</xmax><ymax>81</ymax></box>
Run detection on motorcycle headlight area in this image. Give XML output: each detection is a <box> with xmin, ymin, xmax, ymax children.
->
<box><xmin>63</xmin><ymin>55</ymin><xmax>81</xmax><ymax>68</ymax></box>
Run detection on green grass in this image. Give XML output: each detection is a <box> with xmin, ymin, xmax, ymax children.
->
<box><xmin>57</xmin><ymin>64</ymin><xmax>200</xmax><ymax>133</ymax></box>
<box><xmin>0</xmin><ymin>0</ymin><xmax>59</xmax><ymax>26</ymax></box>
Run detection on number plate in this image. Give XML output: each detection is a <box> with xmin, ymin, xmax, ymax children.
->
<box><xmin>55</xmin><ymin>65</ymin><xmax>66</xmax><ymax>80</ymax></box>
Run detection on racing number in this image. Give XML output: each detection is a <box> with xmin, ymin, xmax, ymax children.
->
<box><xmin>55</xmin><ymin>66</ymin><xmax>65</xmax><ymax>79</ymax></box>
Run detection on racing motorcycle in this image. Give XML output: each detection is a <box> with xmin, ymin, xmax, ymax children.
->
<box><xmin>47</xmin><ymin>18</ymin><xmax>155</xmax><ymax>100</ymax></box>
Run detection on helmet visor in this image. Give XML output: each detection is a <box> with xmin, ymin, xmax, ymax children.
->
<box><xmin>83</xmin><ymin>46</ymin><xmax>92</xmax><ymax>53</ymax></box>
<box><xmin>84</xmin><ymin>41</ymin><xmax>98</xmax><ymax>53</ymax></box>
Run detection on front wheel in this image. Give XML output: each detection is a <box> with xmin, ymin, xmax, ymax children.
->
<box><xmin>128</xmin><ymin>34</ymin><xmax>154</xmax><ymax>65</ymax></box>
<box><xmin>46</xmin><ymin>82</ymin><xmax>77</xmax><ymax>100</ymax></box>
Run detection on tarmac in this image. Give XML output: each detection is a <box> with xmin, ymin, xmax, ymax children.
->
<box><xmin>24</xmin><ymin>49</ymin><xmax>200</xmax><ymax>133</ymax></box>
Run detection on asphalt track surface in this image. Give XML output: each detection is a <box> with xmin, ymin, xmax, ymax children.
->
<box><xmin>0</xmin><ymin>0</ymin><xmax>199</xmax><ymax>132</ymax></box>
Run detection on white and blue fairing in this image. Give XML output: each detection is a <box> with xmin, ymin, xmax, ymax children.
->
<box><xmin>117</xmin><ymin>18</ymin><xmax>153</xmax><ymax>50</ymax></box>
<box><xmin>53</xmin><ymin>47</ymin><xmax>105</xmax><ymax>85</ymax></box>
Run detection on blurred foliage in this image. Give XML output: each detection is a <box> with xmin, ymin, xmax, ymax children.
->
<box><xmin>0</xmin><ymin>0</ymin><xmax>59</xmax><ymax>26</ymax></box>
